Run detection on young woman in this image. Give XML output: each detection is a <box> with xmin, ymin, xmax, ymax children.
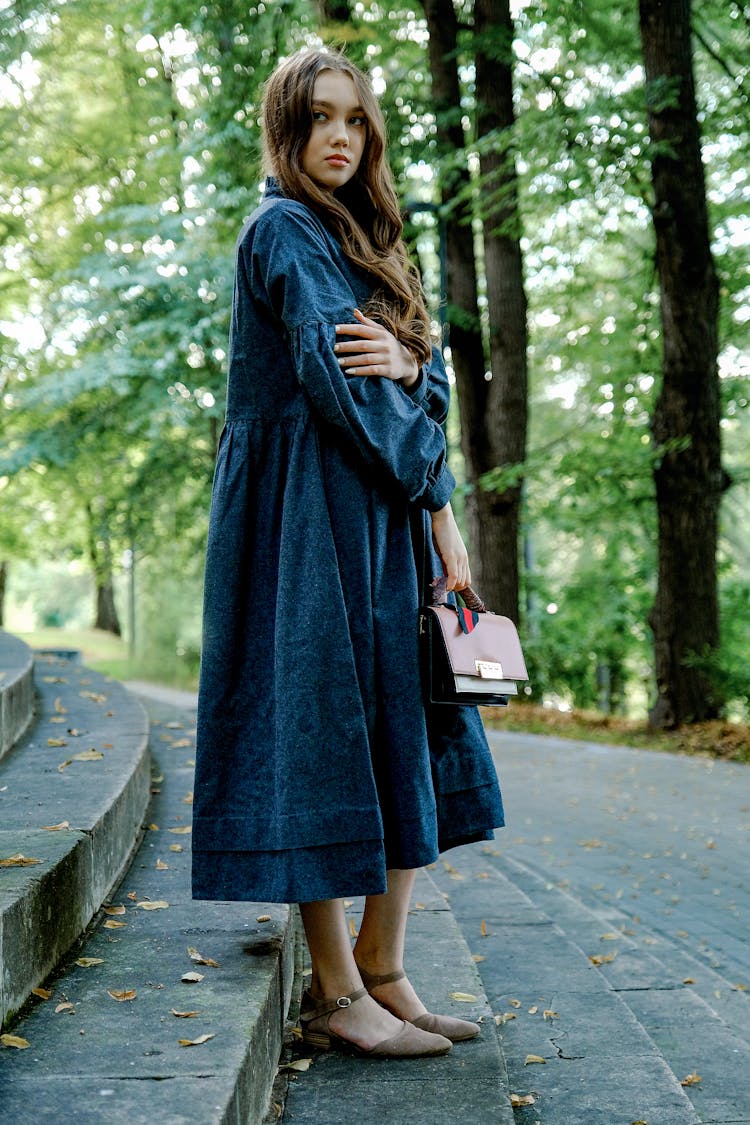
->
<box><xmin>192</xmin><ymin>48</ymin><xmax>505</xmax><ymax>1058</ymax></box>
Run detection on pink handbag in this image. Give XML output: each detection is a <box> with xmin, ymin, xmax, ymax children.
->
<box><xmin>419</xmin><ymin>586</ymin><xmax>529</xmax><ymax>707</ymax></box>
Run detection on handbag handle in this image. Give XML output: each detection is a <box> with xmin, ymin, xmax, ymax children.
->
<box><xmin>456</xmin><ymin>585</ymin><xmax>487</xmax><ymax>613</ymax></box>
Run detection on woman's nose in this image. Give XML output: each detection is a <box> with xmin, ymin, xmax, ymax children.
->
<box><xmin>329</xmin><ymin>118</ymin><xmax>349</xmax><ymax>145</ymax></box>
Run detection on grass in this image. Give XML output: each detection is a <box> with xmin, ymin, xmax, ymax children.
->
<box><xmin>485</xmin><ymin>702</ymin><xmax>750</xmax><ymax>763</ymax></box>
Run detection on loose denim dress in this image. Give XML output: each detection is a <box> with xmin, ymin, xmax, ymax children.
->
<box><xmin>191</xmin><ymin>178</ymin><xmax>504</xmax><ymax>904</ymax></box>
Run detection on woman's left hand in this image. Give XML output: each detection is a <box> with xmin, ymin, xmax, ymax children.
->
<box><xmin>334</xmin><ymin>309</ymin><xmax>419</xmax><ymax>387</ymax></box>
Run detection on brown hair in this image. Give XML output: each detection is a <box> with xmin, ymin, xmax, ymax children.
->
<box><xmin>261</xmin><ymin>49</ymin><xmax>432</xmax><ymax>365</ymax></box>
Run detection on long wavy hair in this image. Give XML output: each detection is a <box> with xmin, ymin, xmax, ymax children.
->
<box><xmin>261</xmin><ymin>49</ymin><xmax>433</xmax><ymax>365</ymax></box>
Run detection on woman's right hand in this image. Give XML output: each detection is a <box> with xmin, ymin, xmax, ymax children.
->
<box><xmin>430</xmin><ymin>503</ymin><xmax>471</xmax><ymax>592</ymax></box>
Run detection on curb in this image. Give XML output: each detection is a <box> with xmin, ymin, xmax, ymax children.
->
<box><xmin>0</xmin><ymin>650</ymin><xmax>150</xmax><ymax>1028</ymax></box>
<box><xmin>0</xmin><ymin>631</ymin><xmax>35</xmax><ymax>763</ymax></box>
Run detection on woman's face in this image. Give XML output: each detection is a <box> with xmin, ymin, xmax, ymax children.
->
<box><xmin>301</xmin><ymin>69</ymin><xmax>367</xmax><ymax>192</ymax></box>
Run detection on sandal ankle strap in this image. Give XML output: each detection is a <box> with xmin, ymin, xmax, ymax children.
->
<box><xmin>300</xmin><ymin>986</ymin><xmax>368</xmax><ymax>1023</ymax></box>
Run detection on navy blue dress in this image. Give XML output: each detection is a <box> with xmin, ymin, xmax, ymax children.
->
<box><xmin>191</xmin><ymin>178</ymin><xmax>504</xmax><ymax>904</ymax></box>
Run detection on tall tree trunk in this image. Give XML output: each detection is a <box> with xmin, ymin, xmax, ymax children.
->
<box><xmin>474</xmin><ymin>0</ymin><xmax>528</xmax><ymax>621</ymax></box>
<box><xmin>0</xmin><ymin>560</ymin><xmax>7</xmax><ymax>628</ymax></box>
<box><xmin>638</xmin><ymin>0</ymin><xmax>723</xmax><ymax>727</ymax></box>
<box><xmin>422</xmin><ymin>0</ymin><xmax>489</xmax><ymax>595</ymax></box>
<box><xmin>85</xmin><ymin>501</ymin><xmax>122</xmax><ymax>636</ymax></box>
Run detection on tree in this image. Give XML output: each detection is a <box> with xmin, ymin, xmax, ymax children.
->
<box><xmin>638</xmin><ymin>0</ymin><xmax>725</xmax><ymax>727</ymax></box>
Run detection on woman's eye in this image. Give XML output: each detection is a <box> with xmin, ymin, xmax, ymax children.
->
<box><xmin>312</xmin><ymin>110</ymin><xmax>327</xmax><ymax>122</ymax></box>
<box><xmin>350</xmin><ymin>115</ymin><xmax>366</xmax><ymax>127</ymax></box>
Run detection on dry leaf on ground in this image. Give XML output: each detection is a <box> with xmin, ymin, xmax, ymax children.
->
<box><xmin>54</xmin><ymin>697</ymin><xmax>68</xmax><ymax>714</ymax></box>
<box><xmin>181</xmin><ymin>971</ymin><xmax>205</xmax><ymax>984</ymax></box>
<box><xmin>107</xmin><ymin>989</ymin><xmax>137</xmax><ymax>1002</ymax></box>
<box><xmin>509</xmin><ymin>998</ymin><xmax>522</xmax><ymax>1008</ymax></box>
<box><xmin>103</xmin><ymin>904</ymin><xmax>126</xmax><ymax>916</ymax></box>
<box><xmin>589</xmin><ymin>953</ymin><xmax>617</xmax><ymax>965</ymax></box>
<box><xmin>510</xmin><ymin>1094</ymin><xmax>536</xmax><ymax>1108</ymax></box>
<box><xmin>42</xmin><ymin>821</ymin><xmax>70</xmax><ymax>831</ymax></box>
<box><xmin>524</xmin><ymin>1054</ymin><xmax>547</xmax><ymax>1065</ymax></box>
<box><xmin>1</xmin><ymin>1034</ymin><xmax>30</xmax><ymax>1049</ymax></box>
<box><xmin>543</xmin><ymin>1009</ymin><xmax>559</xmax><ymax>1020</ymax></box>
<box><xmin>55</xmin><ymin>1001</ymin><xmax>75</xmax><ymax>1014</ymax></box>
<box><xmin>472</xmin><ymin>954</ymin><xmax>486</xmax><ymax>963</ymax></box>
<box><xmin>103</xmin><ymin>920</ymin><xmax>127</xmax><ymax>930</ymax></box>
<box><xmin>188</xmin><ymin>946</ymin><xmax>220</xmax><ymax>968</ymax></box>
<box><xmin>282</xmin><ymin>1058</ymin><xmax>313</xmax><ymax>1072</ymax></box>
<box><xmin>178</xmin><ymin>1033</ymin><xmax>215</xmax><ymax>1047</ymax></box>
<box><xmin>47</xmin><ymin>738</ymin><xmax>67</xmax><ymax>747</ymax></box>
<box><xmin>680</xmin><ymin>1072</ymin><xmax>702</xmax><ymax>1087</ymax></box>
<box><xmin>172</xmin><ymin>1009</ymin><xmax>200</xmax><ymax>1018</ymax></box>
<box><xmin>449</xmin><ymin>992</ymin><xmax>477</xmax><ymax>1003</ymax></box>
<box><xmin>257</xmin><ymin>914</ymin><xmax>271</xmax><ymax>923</ymax></box>
<box><xmin>32</xmin><ymin>987</ymin><xmax>52</xmax><ymax>1000</ymax></box>
<box><xmin>136</xmin><ymin>900</ymin><xmax>169</xmax><ymax>910</ymax></box>
<box><xmin>168</xmin><ymin>826</ymin><xmax>192</xmax><ymax>834</ymax></box>
<box><xmin>76</xmin><ymin>957</ymin><xmax>105</xmax><ymax>967</ymax></box>
<box><xmin>155</xmin><ymin>859</ymin><xmax>169</xmax><ymax>870</ymax></box>
<box><xmin>0</xmin><ymin>854</ymin><xmax>41</xmax><ymax>867</ymax></box>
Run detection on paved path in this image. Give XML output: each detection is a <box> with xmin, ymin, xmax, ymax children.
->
<box><xmin>429</xmin><ymin>731</ymin><xmax>750</xmax><ymax>1125</ymax></box>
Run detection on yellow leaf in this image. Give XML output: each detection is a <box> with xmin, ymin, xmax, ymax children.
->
<box><xmin>181</xmin><ymin>971</ymin><xmax>205</xmax><ymax>983</ymax></box>
<box><xmin>543</xmin><ymin>1009</ymin><xmax>559</xmax><ymax>1021</ymax></box>
<box><xmin>155</xmin><ymin>859</ymin><xmax>169</xmax><ymax>870</ymax></box>
<box><xmin>72</xmin><ymin>748</ymin><xmax>104</xmax><ymax>762</ymax></box>
<box><xmin>472</xmin><ymin>954</ymin><xmax>486</xmax><ymax>963</ymax></box>
<box><xmin>683</xmin><ymin>977</ymin><xmax>695</xmax><ymax>985</ymax></box>
<box><xmin>147</xmin><ymin>823</ymin><xmax>160</xmax><ymax>831</ymax></box>
<box><xmin>510</xmin><ymin>1094</ymin><xmax>536</xmax><ymax>1108</ymax></box>
<box><xmin>524</xmin><ymin>1054</ymin><xmax>547</xmax><ymax>1065</ymax></box>
<box><xmin>80</xmin><ymin>691</ymin><xmax>107</xmax><ymax>704</ymax></box>
<box><xmin>170</xmin><ymin>738</ymin><xmax>192</xmax><ymax>748</ymax></box>
<box><xmin>182</xmin><ymin>792</ymin><xmax>194</xmax><ymax>804</ymax></box>
<box><xmin>107</xmin><ymin>989</ymin><xmax>137</xmax><ymax>1002</ymax></box>
<box><xmin>103</xmin><ymin>920</ymin><xmax>127</xmax><ymax>930</ymax></box>
<box><xmin>733</xmin><ymin>982</ymin><xmax>748</xmax><ymax>992</ymax></box>
<box><xmin>0</xmin><ymin>854</ymin><xmax>41</xmax><ymax>867</ymax></box>
<box><xmin>589</xmin><ymin>953</ymin><xmax>617</xmax><ymax>966</ymax></box>
<box><xmin>136</xmin><ymin>900</ymin><xmax>169</xmax><ymax>910</ymax></box>
<box><xmin>168</xmin><ymin>826</ymin><xmax>192</xmax><ymax>834</ymax></box>
<box><xmin>578</xmin><ymin>839</ymin><xmax>605</xmax><ymax>849</ymax></box>
<box><xmin>257</xmin><ymin>914</ymin><xmax>271</xmax><ymax>923</ymax></box>
<box><xmin>32</xmin><ymin>987</ymin><xmax>52</xmax><ymax>1000</ymax></box>
<box><xmin>1</xmin><ymin>1034</ymin><xmax>30</xmax><ymax>1049</ymax></box>
<box><xmin>55</xmin><ymin>1001</ymin><xmax>75</xmax><ymax>1014</ymax></box>
<box><xmin>76</xmin><ymin>957</ymin><xmax>105</xmax><ymax>967</ymax></box>
<box><xmin>172</xmin><ymin>1009</ymin><xmax>200</xmax><ymax>1018</ymax></box>
<box><xmin>600</xmin><ymin>933</ymin><xmax>620</xmax><ymax>941</ymax></box>
<box><xmin>42</xmin><ymin>675</ymin><xmax>67</xmax><ymax>684</ymax></box>
<box><xmin>178</xmin><ymin>1033</ymin><xmax>215</xmax><ymax>1047</ymax></box>
<box><xmin>282</xmin><ymin>1058</ymin><xmax>313</xmax><ymax>1072</ymax></box>
<box><xmin>152</xmin><ymin>774</ymin><xmax>164</xmax><ymax>783</ymax></box>
<box><xmin>449</xmin><ymin>992</ymin><xmax>477</xmax><ymax>1003</ymax></box>
<box><xmin>528</xmin><ymin>1006</ymin><xmax>538</xmax><ymax>1014</ymax></box>
<box><xmin>413</xmin><ymin>902</ymin><xmax>426</xmax><ymax>910</ymax></box>
<box><xmin>127</xmin><ymin>891</ymin><xmax>138</xmax><ymax>900</ymax></box>
<box><xmin>480</xmin><ymin>919</ymin><xmax>488</xmax><ymax>937</ymax></box>
<box><xmin>680</xmin><ymin>1072</ymin><xmax>702</xmax><ymax>1087</ymax></box>
<box><xmin>495</xmin><ymin>1012</ymin><xmax>516</xmax><ymax>1024</ymax></box>
<box><xmin>42</xmin><ymin>821</ymin><xmax>70</xmax><ymax>831</ymax></box>
<box><xmin>103</xmin><ymin>904</ymin><xmax>126</xmax><ymax>916</ymax></box>
<box><xmin>188</xmin><ymin>946</ymin><xmax>220</xmax><ymax>968</ymax></box>
<box><xmin>349</xmin><ymin>917</ymin><xmax>359</xmax><ymax>938</ymax></box>
<box><xmin>47</xmin><ymin>738</ymin><xmax>67</xmax><ymax>747</ymax></box>
<box><xmin>509</xmin><ymin>998</ymin><xmax>522</xmax><ymax>1008</ymax></box>
<box><xmin>54</xmin><ymin>697</ymin><xmax>68</xmax><ymax>714</ymax></box>
<box><xmin>169</xmin><ymin>844</ymin><xmax>183</xmax><ymax>852</ymax></box>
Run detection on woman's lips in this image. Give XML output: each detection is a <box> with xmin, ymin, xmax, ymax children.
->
<box><xmin>326</xmin><ymin>155</ymin><xmax>349</xmax><ymax>166</ymax></box>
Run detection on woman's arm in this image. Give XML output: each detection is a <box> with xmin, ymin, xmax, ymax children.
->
<box><xmin>430</xmin><ymin>503</ymin><xmax>471</xmax><ymax>592</ymax></box>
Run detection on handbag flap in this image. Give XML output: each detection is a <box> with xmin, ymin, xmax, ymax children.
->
<box><xmin>426</xmin><ymin>606</ymin><xmax>529</xmax><ymax>681</ymax></box>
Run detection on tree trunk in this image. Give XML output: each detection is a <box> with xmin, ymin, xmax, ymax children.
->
<box><xmin>474</xmin><ymin>0</ymin><xmax>528</xmax><ymax>621</ymax></box>
<box><xmin>85</xmin><ymin>501</ymin><xmax>122</xmax><ymax>636</ymax></box>
<box><xmin>0</xmin><ymin>560</ymin><xmax>7</xmax><ymax>628</ymax></box>
<box><xmin>422</xmin><ymin>0</ymin><xmax>489</xmax><ymax>592</ymax></box>
<box><xmin>638</xmin><ymin>0</ymin><xmax>723</xmax><ymax>727</ymax></box>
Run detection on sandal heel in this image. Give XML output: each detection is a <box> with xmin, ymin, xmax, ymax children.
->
<box><xmin>301</xmin><ymin>1028</ymin><xmax>332</xmax><ymax>1050</ymax></box>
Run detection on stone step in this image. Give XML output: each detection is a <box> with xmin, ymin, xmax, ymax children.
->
<box><xmin>0</xmin><ymin>687</ymin><xmax>296</xmax><ymax>1125</ymax></box>
<box><xmin>0</xmin><ymin>631</ymin><xmax>35</xmax><ymax>763</ymax></box>
<box><xmin>0</xmin><ymin>649</ymin><xmax>150</xmax><ymax>1028</ymax></box>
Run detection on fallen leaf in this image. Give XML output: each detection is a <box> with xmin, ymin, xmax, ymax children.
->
<box><xmin>76</xmin><ymin>957</ymin><xmax>105</xmax><ymax>967</ymax></box>
<box><xmin>680</xmin><ymin>1072</ymin><xmax>702</xmax><ymax>1087</ymax></box>
<box><xmin>32</xmin><ymin>987</ymin><xmax>52</xmax><ymax>1000</ymax></box>
<box><xmin>349</xmin><ymin>917</ymin><xmax>359</xmax><ymax>938</ymax></box>
<box><xmin>146</xmin><ymin>823</ymin><xmax>160</xmax><ymax>831</ymax></box>
<box><xmin>1</xmin><ymin>1034</ymin><xmax>30</xmax><ymax>1049</ymax></box>
<box><xmin>257</xmin><ymin>914</ymin><xmax>271</xmax><ymax>923</ymax></box>
<box><xmin>137</xmin><ymin>900</ymin><xmax>169</xmax><ymax>910</ymax></box>
<box><xmin>528</xmin><ymin>1005</ymin><xmax>538</xmax><ymax>1014</ymax></box>
<box><xmin>449</xmin><ymin>992</ymin><xmax>477</xmax><ymax>1003</ymax></box>
<box><xmin>0</xmin><ymin>854</ymin><xmax>41</xmax><ymax>867</ymax></box>
<box><xmin>80</xmin><ymin>691</ymin><xmax>107</xmax><ymax>703</ymax></box>
<box><xmin>510</xmin><ymin>1094</ymin><xmax>536</xmax><ymax>1108</ymax></box>
<box><xmin>188</xmin><ymin>946</ymin><xmax>220</xmax><ymax>968</ymax></box>
<box><xmin>167</xmin><ymin>826</ymin><xmax>192</xmax><ymax>835</ymax></box>
<box><xmin>42</xmin><ymin>820</ymin><xmax>70</xmax><ymax>831</ymax></box>
<box><xmin>103</xmin><ymin>920</ymin><xmax>127</xmax><ymax>930</ymax></box>
<box><xmin>282</xmin><ymin>1058</ymin><xmax>313</xmax><ymax>1072</ymax></box>
<box><xmin>182</xmin><ymin>791</ymin><xmax>194</xmax><ymax>804</ymax></box>
<box><xmin>480</xmin><ymin>919</ymin><xmax>488</xmax><ymax>937</ymax></box>
<box><xmin>181</xmin><ymin>971</ymin><xmax>205</xmax><ymax>983</ymax></box>
<box><xmin>472</xmin><ymin>954</ymin><xmax>486</xmax><ymax>963</ymax></box>
<box><xmin>48</xmin><ymin>716</ymin><xmax>66</xmax><ymax>724</ymax></box>
<box><xmin>152</xmin><ymin>774</ymin><xmax>164</xmax><ymax>784</ymax></box>
<box><xmin>42</xmin><ymin>675</ymin><xmax>67</xmax><ymax>683</ymax></box>
<box><xmin>54</xmin><ymin>697</ymin><xmax>68</xmax><ymax>714</ymax></box>
<box><xmin>413</xmin><ymin>902</ymin><xmax>426</xmax><ymax>910</ymax></box>
<box><xmin>103</xmin><ymin>904</ymin><xmax>126</xmax><ymax>916</ymax></box>
<box><xmin>155</xmin><ymin>859</ymin><xmax>169</xmax><ymax>870</ymax></box>
<box><xmin>172</xmin><ymin>1009</ymin><xmax>200</xmax><ymax>1018</ymax></box>
<box><xmin>524</xmin><ymin>1053</ymin><xmax>546</xmax><ymax>1065</ymax></box>
<box><xmin>509</xmin><ymin>998</ymin><xmax>522</xmax><ymax>1008</ymax></box>
<box><xmin>55</xmin><ymin>1001</ymin><xmax>75</xmax><ymax>1014</ymax></box>
<box><xmin>476</xmin><ymin>871</ymin><xmax>489</xmax><ymax>879</ymax></box>
<box><xmin>683</xmin><ymin>977</ymin><xmax>695</xmax><ymax>985</ymax></box>
<box><xmin>72</xmin><ymin>748</ymin><xmax>104</xmax><ymax>762</ymax></box>
<box><xmin>733</xmin><ymin>983</ymin><xmax>748</xmax><ymax>992</ymax></box>
<box><xmin>107</xmin><ymin>989</ymin><xmax>137</xmax><ymax>1002</ymax></box>
<box><xmin>169</xmin><ymin>844</ymin><xmax>183</xmax><ymax>852</ymax></box>
<box><xmin>495</xmin><ymin>1012</ymin><xmax>516</xmax><ymax>1024</ymax></box>
<box><xmin>127</xmin><ymin>891</ymin><xmax>138</xmax><ymax>900</ymax></box>
<box><xmin>600</xmin><ymin>933</ymin><xmax>620</xmax><ymax>941</ymax></box>
<box><xmin>543</xmin><ymin>1009</ymin><xmax>559</xmax><ymax>1020</ymax></box>
<box><xmin>178</xmin><ymin>1033</ymin><xmax>215</xmax><ymax>1047</ymax></box>
<box><xmin>47</xmin><ymin>737</ymin><xmax>68</xmax><ymax>747</ymax></box>
<box><xmin>578</xmin><ymin>838</ymin><xmax>605</xmax><ymax>848</ymax></box>
<box><xmin>165</xmin><ymin>721</ymin><xmax>184</xmax><ymax>729</ymax></box>
<box><xmin>589</xmin><ymin>953</ymin><xmax>617</xmax><ymax>966</ymax></box>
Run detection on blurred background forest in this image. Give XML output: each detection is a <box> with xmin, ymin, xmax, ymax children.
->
<box><xmin>1</xmin><ymin>0</ymin><xmax>748</xmax><ymax>728</ymax></box>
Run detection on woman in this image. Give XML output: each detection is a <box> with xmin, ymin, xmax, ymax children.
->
<box><xmin>192</xmin><ymin>48</ymin><xmax>505</xmax><ymax>1058</ymax></box>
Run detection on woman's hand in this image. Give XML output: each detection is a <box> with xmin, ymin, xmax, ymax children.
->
<box><xmin>334</xmin><ymin>309</ymin><xmax>419</xmax><ymax>387</ymax></box>
<box><xmin>431</xmin><ymin>503</ymin><xmax>471</xmax><ymax>592</ymax></box>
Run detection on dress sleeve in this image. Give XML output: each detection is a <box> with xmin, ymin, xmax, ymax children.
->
<box><xmin>244</xmin><ymin>202</ymin><xmax>455</xmax><ymax>512</ymax></box>
<box><xmin>404</xmin><ymin>345</ymin><xmax>451</xmax><ymax>426</ymax></box>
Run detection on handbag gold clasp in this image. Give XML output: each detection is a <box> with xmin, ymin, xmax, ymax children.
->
<box><xmin>476</xmin><ymin>660</ymin><xmax>504</xmax><ymax>679</ymax></box>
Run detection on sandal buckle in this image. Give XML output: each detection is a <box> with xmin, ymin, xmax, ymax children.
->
<box><xmin>336</xmin><ymin>995</ymin><xmax>352</xmax><ymax>1008</ymax></box>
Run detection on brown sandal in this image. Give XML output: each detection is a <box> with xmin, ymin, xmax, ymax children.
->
<box><xmin>357</xmin><ymin>967</ymin><xmax>481</xmax><ymax>1043</ymax></box>
<box><xmin>299</xmin><ymin>987</ymin><xmax>452</xmax><ymax>1057</ymax></box>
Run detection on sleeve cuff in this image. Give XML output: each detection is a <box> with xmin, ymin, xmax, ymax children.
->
<box><xmin>422</xmin><ymin>462</ymin><xmax>456</xmax><ymax>512</ymax></box>
<box><xmin>402</xmin><ymin>365</ymin><xmax>428</xmax><ymax>405</ymax></box>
